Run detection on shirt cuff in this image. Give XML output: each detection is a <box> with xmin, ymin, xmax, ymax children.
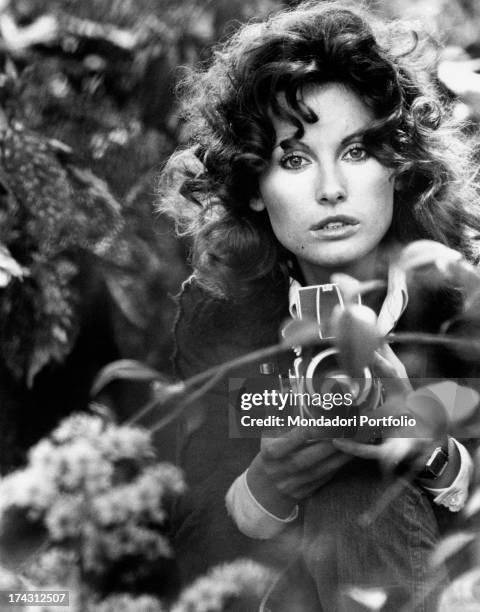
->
<box><xmin>225</xmin><ymin>470</ymin><xmax>299</xmax><ymax>539</ymax></box>
<box><xmin>423</xmin><ymin>438</ymin><xmax>473</xmax><ymax>512</ymax></box>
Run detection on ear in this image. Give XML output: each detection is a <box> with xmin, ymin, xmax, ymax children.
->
<box><xmin>249</xmin><ymin>196</ymin><xmax>265</xmax><ymax>212</ymax></box>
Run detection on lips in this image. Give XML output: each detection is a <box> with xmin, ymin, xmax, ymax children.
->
<box><xmin>310</xmin><ymin>215</ymin><xmax>360</xmax><ymax>231</ymax></box>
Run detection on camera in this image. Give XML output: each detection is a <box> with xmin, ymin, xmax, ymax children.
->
<box><xmin>286</xmin><ymin>283</ymin><xmax>382</xmax><ymax>419</ymax></box>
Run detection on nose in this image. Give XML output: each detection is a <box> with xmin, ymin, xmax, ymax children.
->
<box><xmin>315</xmin><ymin>164</ymin><xmax>347</xmax><ymax>205</ymax></box>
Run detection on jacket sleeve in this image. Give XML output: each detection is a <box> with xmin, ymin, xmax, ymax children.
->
<box><xmin>171</xmin><ymin>276</ymin><xmax>298</xmax><ymax>583</ymax></box>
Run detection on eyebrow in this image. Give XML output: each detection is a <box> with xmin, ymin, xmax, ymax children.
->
<box><xmin>278</xmin><ymin>128</ymin><xmax>367</xmax><ymax>151</ymax></box>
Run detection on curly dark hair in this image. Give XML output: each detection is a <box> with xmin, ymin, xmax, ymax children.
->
<box><xmin>159</xmin><ymin>0</ymin><xmax>480</xmax><ymax>299</ymax></box>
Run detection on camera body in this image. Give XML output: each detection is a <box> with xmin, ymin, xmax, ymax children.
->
<box><xmin>285</xmin><ymin>283</ymin><xmax>382</xmax><ymax>419</ymax></box>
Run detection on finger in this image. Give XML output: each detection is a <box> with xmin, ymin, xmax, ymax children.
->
<box><xmin>261</xmin><ymin>425</ymin><xmax>317</xmax><ymax>458</ymax></box>
<box><xmin>260</xmin><ymin>440</ymin><xmax>338</xmax><ymax>483</ymax></box>
<box><xmin>262</xmin><ymin>440</ymin><xmax>337</xmax><ymax>482</ymax></box>
<box><xmin>298</xmin><ymin>450</ymin><xmax>351</xmax><ymax>484</ymax></box>
<box><xmin>331</xmin><ymin>438</ymin><xmax>383</xmax><ymax>460</ymax></box>
<box><xmin>284</xmin><ymin>453</ymin><xmax>352</xmax><ymax>499</ymax></box>
<box><xmin>282</xmin><ymin>440</ymin><xmax>338</xmax><ymax>475</ymax></box>
<box><xmin>332</xmin><ymin>435</ymin><xmax>435</xmax><ymax>473</ymax></box>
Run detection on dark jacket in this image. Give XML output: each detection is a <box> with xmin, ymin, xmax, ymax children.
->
<box><xmin>171</xmin><ymin>273</ymin><xmax>475</xmax><ymax>587</ymax></box>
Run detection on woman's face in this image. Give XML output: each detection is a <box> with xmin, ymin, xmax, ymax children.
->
<box><xmin>253</xmin><ymin>82</ymin><xmax>395</xmax><ymax>283</ymax></box>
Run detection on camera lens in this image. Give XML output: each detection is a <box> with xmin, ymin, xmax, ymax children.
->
<box><xmin>305</xmin><ymin>348</ymin><xmax>372</xmax><ymax>398</ymax></box>
<box><xmin>303</xmin><ymin>347</ymin><xmax>381</xmax><ymax>417</ymax></box>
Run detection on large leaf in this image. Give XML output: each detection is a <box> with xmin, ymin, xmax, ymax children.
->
<box><xmin>397</xmin><ymin>240</ymin><xmax>463</xmax><ymax>274</ymax></box>
<box><xmin>332</xmin><ymin>305</ymin><xmax>382</xmax><ymax>378</ymax></box>
<box><xmin>405</xmin><ymin>382</ymin><xmax>479</xmax><ymax>435</ymax></box>
<box><xmin>398</xmin><ymin>241</ymin><xmax>480</xmax><ymax>301</ymax></box>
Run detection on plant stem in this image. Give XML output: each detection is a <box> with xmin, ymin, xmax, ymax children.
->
<box><xmin>149</xmin><ymin>342</ymin><xmax>291</xmax><ymax>433</ymax></box>
<box><xmin>388</xmin><ymin>332</ymin><xmax>480</xmax><ymax>354</ymax></box>
<box><xmin>137</xmin><ymin>332</ymin><xmax>480</xmax><ymax>432</ymax></box>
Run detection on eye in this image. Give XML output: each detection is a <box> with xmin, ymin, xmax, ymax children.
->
<box><xmin>343</xmin><ymin>144</ymin><xmax>369</xmax><ymax>162</ymax></box>
<box><xmin>280</xmin><ymin>153</ymin><xmax>310</xmax><ymax>170</ymax></box>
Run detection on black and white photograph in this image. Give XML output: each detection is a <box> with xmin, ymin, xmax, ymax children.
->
<box><xmin>1</xmin><ymin>1</ymin><xmax>480</xmax><ymax>610</ymax></box>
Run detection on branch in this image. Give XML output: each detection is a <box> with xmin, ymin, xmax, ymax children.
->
<box><xmin>388</xmin><ymin>332</ymin><xmax>480</xmax><ymax>355</ymax></box>
<box><xmin>131</xmin><ymin>331</ymin><xmax>480</xmax><ymax>432</ymax></box>
<box><xmin>142</xmin><ymin>341</ymin><xmax>297</xmax><ymax>432</ymax></box>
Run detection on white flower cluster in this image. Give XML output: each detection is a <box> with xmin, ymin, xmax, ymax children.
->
<box><xmin>0</xmin><ymin>413</ymin><xmax>186</xmax><ymax>579</ymax></box>
<box><xmin>51</xmin><ymin>413</ymin><xmax>105</xmax><ymax>443</ymax></box>
<box><xmin>92</xmin><ymin>593</ymin><xmax>166</xmax><ymax>612</ymax></box>
<box><xmin>27</xmin><ymin>549</ymin><xmax>77</xmax><ymax>586</ymax></box>
<box><xmin>171</xmin><ymin>559</ymin><xmax>275</xmax><ymax>612</ymax></box>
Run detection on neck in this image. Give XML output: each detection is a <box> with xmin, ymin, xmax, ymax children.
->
<box><xmin>298</xmin><ymin>249</ymin><xmax>384</xmax><ymax>286</ymax></box>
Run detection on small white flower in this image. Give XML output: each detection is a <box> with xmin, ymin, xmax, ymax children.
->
<box><xmin>52</xmin><ymin>413</ymin><xmax>105</xmax><ymax>444</ymax></box>
<box><xmin>99</xmin><ymin>426</ymin><xmax>153</xmax><ymax>463</ymax></box>
<box><xmin>44</xmin><ymin>495</ymin><xmax>83</xmax><ymax>540</ymax></box>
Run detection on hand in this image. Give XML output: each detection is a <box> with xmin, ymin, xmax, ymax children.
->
<box><xmin>331</xmin><ymin>436</ymin><xmax>432</xmax><ymax>476</ymax></box>
<box><xmin>332</xmin><ymin>346</ymin><xmax>443</xmax><ymax>475</ymax></box>
<box><xmin>247</xmin><ymin>425</ymin><xmax>351</xmax><ymax>516</ymax></box>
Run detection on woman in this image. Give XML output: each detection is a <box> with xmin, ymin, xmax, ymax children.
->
<box><xmin>161</xmin><ymin>2</ymin><xmax>480</xmax><ymax>610</ymax></box>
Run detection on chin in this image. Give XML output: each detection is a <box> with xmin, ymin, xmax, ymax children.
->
<box><xmin>308</xmin><ymin>255</ymin><xmax>360</xmax><ymax>270</ymax></box>
<box><xmin>300</xmin><ymin>251</ymin><xmax>373</xmax><ymax>277</ymax></box>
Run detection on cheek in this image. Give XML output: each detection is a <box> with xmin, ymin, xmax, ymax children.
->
<box><xmin>263</xmin><ymin>204</ymin><xmax>306</xmax><ymax>255</ymax></box>
<box><xmin>268</xmin><ymin>209</ymin><xmax>300</xmax><ymax>247</ymax></box>
<box><xmin>365</xmin><ymin>170</ymin><xmax>395</xmax><ymax>226</ymax></box>
<box><xmin>260</xmin><ymin>180</ymin><xmax>305</xmax><ymax>232</ymax></box>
